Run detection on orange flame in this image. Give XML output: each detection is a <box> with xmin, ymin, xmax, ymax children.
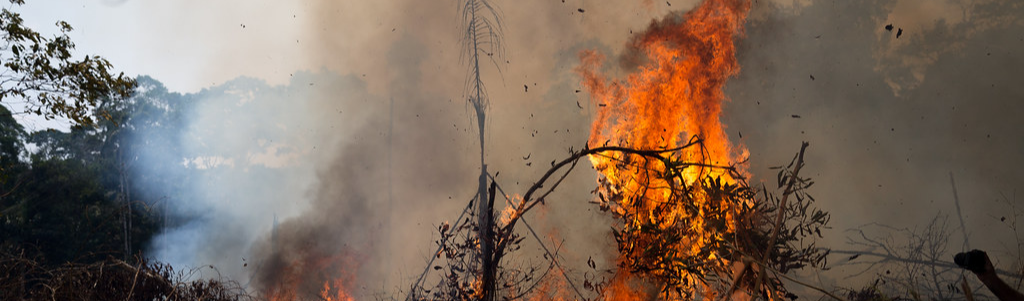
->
<box><xmin>319</xmin><ymin>277</ymin><xmax>357</xmax><ymax>301</ymax></box>
<box><xmin>577</xmin><ymin>0</ymin><xmax>750</xmax><ymax>298</ymax></box>
<box><xmin>603</xmin><ymin>271</ymin><xmax>654</xmax><ymax>301</ymax></box>
<box><xmin>263</xmin><ymin>253</ymin><xmax>359</xmax><ymax>301</ymax></box>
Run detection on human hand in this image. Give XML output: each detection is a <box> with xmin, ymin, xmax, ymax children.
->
<box><xmin>955</xmin><ymin>249</ymin><xmax>995</xmax><ymax>277</ymax></box>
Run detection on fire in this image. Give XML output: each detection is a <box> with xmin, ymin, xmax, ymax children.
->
<box><xmin>319</xmin><ymin>278</ymin><xmax>356</xmax><ymax>301</ymax></box>
<box><xmin>577</xmin><ymin>0</ymin><xmax>750</xmax><ymax>298</ymax></box>
<box><xmin>598</xmin><ymin>271</ymin><xmax>655</xmax><ymax>301</ymax></box>
<box><xmin>499</xmin><ymin>195</ymin><xmax>523</xmax><ymax>226</ymax></box>
<box><xmin>262</xmin><ymin>253</ymin><xmax>359</xmax><ymax>301</ymax></box>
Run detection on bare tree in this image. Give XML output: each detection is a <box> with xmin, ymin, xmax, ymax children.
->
<box><xmin>457</xmin><ymin>0</ymin><xmax>506</xmax><ymax>300</ymax></box>
<box><xmin>837</xmin><ymin>214</ymin><xmax>964</xmax><ymax>300</ymax></box>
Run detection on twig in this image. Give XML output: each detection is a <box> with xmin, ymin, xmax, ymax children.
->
<box><xmin>962</xmin><ymin>274</ymin><xmax>975</xmax><ymax>301</ymax></box>
<box><xmin>405</xmin><ymin>197</ymin><xmax>475</xmax><ymax>301</ymax></box>
<box><xmin>723</xmin><ymin>259</ymin><xmax>751</xmax><ymax>299</ymax></box>
<box><xmin>950</xmin><ymin>172</ymin><xmax>970</xmax><ymax>251</ymax></box>
<box><xmin>489</xmin><ymin>176</ymin><xmax>586</xmax><ymax>300</ymax></box>
<box><xmin>501</xmin><ymin>140</ymin><xmax>709</xmax><ymax>243</ymax></box>
<box><xmin>767</xmin><ymin>266</ymin><xmax>845</xmax><ymax>301</ymax></box>
<box><xmin>755</xmin><ymin>142</ymin><xmax>809</xmax><ymax>295</ymax></box>
<box><xmin>828</xmin><ymin>249</ymin><xmax>1019</xmax><ymax>278</ymax></box>
<box><xmin>495</xmin><ymin>142</ymin><xmax>699</xmax><ymax>275</ymax></box>
<box><xmin>731</xmin><ymin>250</ymin><xmax>845</xmax><ymax>301</ymax></box>
<box><xmin>125</xmin><ymin>261</ymin><xmax>142</xmax><ymax>301</ymax></box>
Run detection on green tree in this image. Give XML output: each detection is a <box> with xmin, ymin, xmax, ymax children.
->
<box><xmin>0</xmin><ymin>77</ymin><xmax>177</xmax><ymax>264</ymax></box>
<box><xmin>0</xmin><ymin>105</ymin><xmax>24</xmax><ymax>182</ymax></box>
<box><xmin>0</xmin><ymin>0</ymin><xmax>136</xmax><ymax>126</ymax></box>
<box><xmin>92</xmin><ymin>76</ymin><xmax>188</xmax><ymax>259</ymax></box>
<box><xmin>0</xmin><ymin>131</ymin><xmax>162</xmax><ymax>265</ymax></box>
<box><xmin>0</xmin><ymin>105</ymin><xmax>25</xmax><ymax>223</ymax></box>
<box><xmin>3</xmin><ymin>158</ymin><xmax>123</xmax><ymax>264</ymax></box>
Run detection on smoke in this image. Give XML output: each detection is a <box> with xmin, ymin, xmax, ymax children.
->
<box><xmin>133</xmin><ymin>0</ymin><xmax>1024</xmax><ymax>298</ymax></box>
<box><xmin>722</xmin><ymin>0</ymin><xmax>1024</xmax><ymax>290</ymax></box>
<box><xmin>139</xmin><ymin>72</ymin><xmax>383</xmax><ymax>280</ymax></box>
<box><xmin>253</xmin><ymin>0</ymin><xmax>702</xmax><ymax>297</ymax></box>
<box><xmin>727</xmin><ymin>0</ymin><xmax>1024</xmax><ymax>243</ymax></box>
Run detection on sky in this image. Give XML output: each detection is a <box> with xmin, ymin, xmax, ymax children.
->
<box><xmin>13</xmin><ymin>0</ymin><xmax>1024</xmax><ymax>298</ymax></box>
<box><xmin>20</xmin><ymin>0</ymin><xmax>309</xmax><ymax>93</ymax></box>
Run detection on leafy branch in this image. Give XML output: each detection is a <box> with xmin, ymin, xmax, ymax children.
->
<box><xmin>0</xmin><ymin>0</ymin><xmax>136</xmax><ymax>126</ymax></box>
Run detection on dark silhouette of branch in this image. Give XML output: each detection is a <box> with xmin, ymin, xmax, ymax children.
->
<box><xmin>406</xmin><ymin>197</ymin><xmax>475</xmax><ymax>301</ymax></box>
<box><xmin>488</xmin><ymin>176</ymin><xmax>585</xmax><ymax>300</ymax></box>
<box><xmin>755</xmin><ymin>142</ymin><xmax>809</xmax><ymax>291</ymax></box>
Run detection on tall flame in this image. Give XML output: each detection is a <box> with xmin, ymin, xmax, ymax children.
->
<box><xmin>580</xmin><ymin>0</ymin><xmax>748</xmax><ymax>172</ymax></box>
<box><xmin>577</xmin><ymin>0</ymin><xmax>750</xmax><ymax>298</ymax></box>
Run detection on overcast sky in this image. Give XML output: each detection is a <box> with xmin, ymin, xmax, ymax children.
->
<box><xmin>20</xmin><ymin>1</ymin><xmax>310</xmax><ymax>91</ymax></box>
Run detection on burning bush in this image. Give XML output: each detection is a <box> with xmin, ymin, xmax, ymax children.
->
<box><xmin>410</xmin><ymin>0</ymin><xmax>832</xmax><ymax>299</ymax></box>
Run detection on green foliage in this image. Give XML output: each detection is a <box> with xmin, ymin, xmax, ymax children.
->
<box><xmin>0</xmin><ymin>105</ymin><xmax>24</xmax><ymax>185</ymax></box>
<box><xmin>0</xmin><ymin>77</ymin><xmax>180</xmax><ymax>267</ymax></box>
<box><xmin>0</xmin><ymin>156</ymin><xmax>158</xmax><ymax>266</ymax></box>
<box><xmin>28</xmin><ymin>127</ymin><xmax>102</xmax><ymax>162</ymax></box>
<box><xmin>2</xmin><ymin>158</ymin><xmax>119</xmax><ymax>263</ymax></box>
<box><xmin>0</xmin><ymin>0</ymin><xmax>136</xmax><ymax>126</ymax></box>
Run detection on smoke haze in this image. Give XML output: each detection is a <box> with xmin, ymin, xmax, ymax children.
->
<box><xmin>125</xmin><ymin>0</ymin><xmax>1024</xmax><ymax>298</ymax></box>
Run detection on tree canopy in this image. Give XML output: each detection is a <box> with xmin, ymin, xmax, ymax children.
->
<box><xmin>0</xmin><ymin>0</ymin><xmax>136</xmax><ymax>126</ymax></box>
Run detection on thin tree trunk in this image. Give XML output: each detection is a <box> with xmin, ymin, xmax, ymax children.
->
<box><xmin>120</xmin><ymin>159</ymin><xmax>131</xmax><ymax>260</ymax></box>
<box><xmin>467</xmin><ymin>2</ymin><xmax>496</xmax><ymax>300</ymax></box>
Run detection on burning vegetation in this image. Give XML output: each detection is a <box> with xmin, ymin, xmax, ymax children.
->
<box><xmin>408</xmin><ymin>0</ymin><xmax>833</xmax><ymax>299</ymax></box>
<box><xmin>577</xmin><ymin>0</ymin><xmax>753</xmax><ymax>296</ymax></box>
<box><xmin>572</xmin><ymin>0</ymin><xmax>832</xmax><ymax>298</ymax></box>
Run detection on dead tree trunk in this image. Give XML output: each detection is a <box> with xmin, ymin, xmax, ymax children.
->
<box><xmin>459</xmin><ymin>0</ymin><xmax>505</xmax><ymax>298</ymax></box>
<box><xmin>479</xmin><ymin>179</ymin><xmax>496</xmax><ymax>301</ymax></box>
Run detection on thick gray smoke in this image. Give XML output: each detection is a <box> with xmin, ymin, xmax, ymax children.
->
<box><xmin>136</xmin><ymin>0</ymin><xmax>1024</xmax><ymax>298</ymax></box>
<box><xmin>723</xmin><ymin>0</ymin><xmax>1024</xmax><ymax>292</ymax></box>
<box><xmin>730</xmin><ymin>0</ymin><xmax>1024</xmax><ymax>254</ymax></box>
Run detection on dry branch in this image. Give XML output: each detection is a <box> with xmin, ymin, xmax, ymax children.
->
<box><xmin>0</xmin><ymin>250</ymin><xmax>252</xmax><ymax>301</ymax></box>
<box><xmin>755</xmin><ymin>142</ymin><xmax>809</xmax><ymax>294</ymax></box>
